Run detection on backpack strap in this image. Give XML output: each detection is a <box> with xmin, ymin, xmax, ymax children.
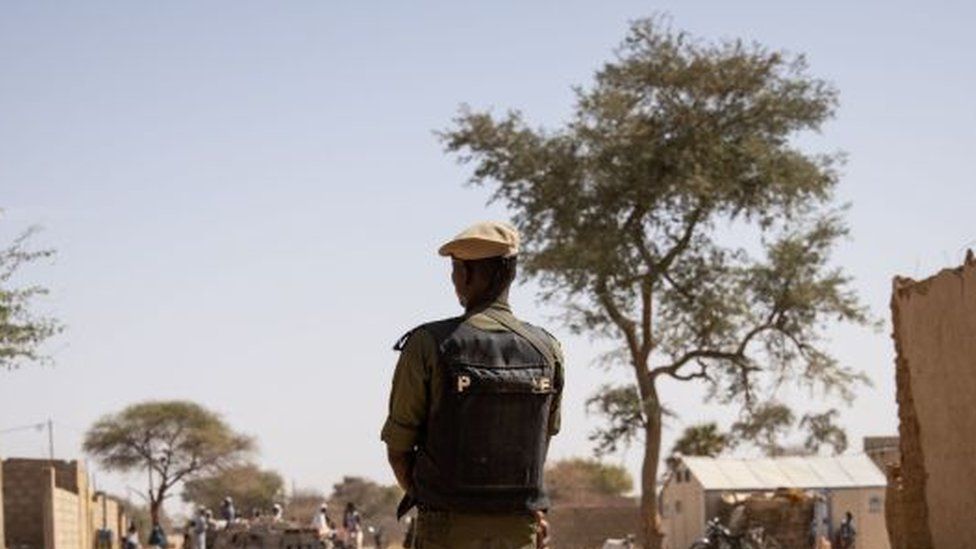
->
<box><xmin>482</xmin><ymin>308</ymin><xmax>558</xmax><ymax>369</ymax></box>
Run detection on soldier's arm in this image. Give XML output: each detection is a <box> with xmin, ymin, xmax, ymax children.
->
<box><xmin>381</xmin><ymin>328</ymin><xmax>436</xmax><ymax>491</ymax></box>
<box><xmin>548</xmin><ymin>337</ymin><xmax>565</xmax><ymax>437</ymax></box>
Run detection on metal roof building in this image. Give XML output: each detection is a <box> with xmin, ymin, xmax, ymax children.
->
<box><xmin>681</xmin><ymin>455</ymin><xmax>887</xmax><ymax>491</ymax></box>
<box><xmin>661</xmin><ymin>455</ymin><xmax>890</xmax><ymax>549</ymax></box>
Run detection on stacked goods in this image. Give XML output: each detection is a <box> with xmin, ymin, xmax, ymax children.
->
<box><xmin>211</xmin><ymin>521</ymin><xmax>321</xmax><ymax>549</ymax></box>
<box><xmin>718</xmin><ymin>489</ymin><xmax>813</xmax><ymax>548</ymax></box>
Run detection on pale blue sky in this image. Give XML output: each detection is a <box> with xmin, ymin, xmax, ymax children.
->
<box><xmin>1</xmin><ymin>1</ymin><xmax>974</xmax><ymax>505</ymax></box>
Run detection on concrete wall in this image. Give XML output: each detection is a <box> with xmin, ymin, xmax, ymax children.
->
<box><xmin>90</xmin><ymin>494</ymin><xmax>123</xmax><ymax>549</ymax></box>
<box><xmin>889</xmin><ymin>254</ymin><xmax>976</xmax><ymax>549</ymax></box>
<box><xmin>47</xmin><ymin>481</ymin><xmax>83</xmax><ymax>549</ymax></box>
<box><xmin>660</xmin><ymin>469</ymin><xmax>705</xmax><ymax>549</ymax></box>
<box><xmin>2</xmin><ymin>458</ymin><xmax>127</xmax><ymax>549</ymax></box>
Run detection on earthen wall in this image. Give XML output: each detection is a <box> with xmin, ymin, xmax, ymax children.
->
<box><xmin>548</xmin><ymin>502</ymin><xmax>641</xmax><ymax>549</ymax></box>
<box><xmin>889</xmin><ymin>254</ymin><xmax>976</xmax><ymax>549</ymax></box>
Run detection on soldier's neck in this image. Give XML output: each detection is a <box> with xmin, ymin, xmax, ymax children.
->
<box><xmin>464</xmin><ymin>289</ymin><xmax>510</xmax><ymax>315</ymax></box>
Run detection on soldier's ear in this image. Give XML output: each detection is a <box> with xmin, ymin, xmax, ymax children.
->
<box><xmin>452</xmin><ymin>259</ymin><xmax>473</xmax><ymax>285</ymax></box>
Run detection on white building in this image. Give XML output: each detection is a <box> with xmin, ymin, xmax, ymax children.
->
<box><xmin>661</xmin><ymin>455</ymin><xmax>889</xmax><ymax>549</ymax></box>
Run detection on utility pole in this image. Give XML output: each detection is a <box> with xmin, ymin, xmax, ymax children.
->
<box><xmin>47</xmin><ymin>419</ymin><xmax>54</xmax><ymax>462</ymax></box>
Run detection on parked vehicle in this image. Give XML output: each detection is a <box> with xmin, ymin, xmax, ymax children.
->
<box><xmin>690</xmin><ymin>518</ymin><xmax>781</xmax><ymax>549</ymax></box>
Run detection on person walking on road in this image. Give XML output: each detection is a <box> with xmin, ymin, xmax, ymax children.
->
<box><xmin>220</xmin><ymin>496</ymin><xmax>236</xmax><ymax>526</ymax></box>
<box><xmin>147</xmin><ymin>524</ymin><xmax>167</xmax><ymax>549</ymax></box>
<box><xmin>192</xmin><ymin>509</ymin><xmax>208</xmax><ymax>549</ymax></box>
<box><xmin>312</xmin><ymin>503</ymin><xmax>332</xmax><ymax>536</ymax></box>
<box><xmin>382</xmin><ymin>221</ymin><xmax>564</xmax><ymax>549</ymax></box>
<box><xmin>343</xmin><ymin>502</ymin><xmax>363</xmax><ymax>549</ymax></box>
<box><xmin>123</xmin><ymin>523</ymin><xmax>140</xmax><ymax>549</ymax></box>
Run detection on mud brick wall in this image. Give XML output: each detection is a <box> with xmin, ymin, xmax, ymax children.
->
<box><xmin>889</xmin><ymin>253</ymin><xmax>976</xmax><ymax>549</ymax></box>
<box><xmin>548</xmin><ymin>503</ymin><xmax>642</xmax><ymax>549</ymax></box>
<box><xmin>2</xmin><ymin>460</ymin><xmax>50</xmax><ymax>549</ymax></box>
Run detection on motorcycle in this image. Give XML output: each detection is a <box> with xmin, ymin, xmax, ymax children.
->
<box><xmin>689</xmin><ymin>518</ymin><xmax>781</xmax><ymax>549</ymax></box>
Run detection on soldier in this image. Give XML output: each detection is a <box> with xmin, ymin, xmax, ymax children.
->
<box><xmin>382</xmin><ymin>221</ymin><xmax>564</xmax><ymax>549</ymax></box>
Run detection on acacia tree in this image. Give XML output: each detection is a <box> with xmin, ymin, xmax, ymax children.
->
<box><xmin>671</xmin><ymin>423</ymin><xmax>730</xmax><ymax>458</ymax></box>
<box><xmin>1</xmin><ymin>224</ymin><xmax>62</xmax><ymax>370</ymax></box>
<box><xmin>545</xmin><ymin>458</ymin><xmax>633</xmax><ymax>504</ymax></box>
<box><xmin>730</xmin><ymin>402</ymin><xmax>796</xmax><ymax>457</ymax></box>
<box><xmin>799</xmin><ymin>408</ymin><xmax>848</xmax><ymax>455</ymax></box>
<box><xmin>84</xmin><ymin>400</ymin><xmax>254</xmax><ymax>525</ymax></box>
<box><xmin>182</xmin><ymin>463</ymin><xmax>284</xmax><ymax>516</ymax></box>
<box><xmin>442</xmin><ymin>18</ymin><xmax>869</xmax><ymax>547</ymax></box>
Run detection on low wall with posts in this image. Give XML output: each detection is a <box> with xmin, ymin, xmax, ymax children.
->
<box><xmin>90</xmin><ymin>493</ymin><xmax>126</xmax><ymax>549</ymax></box>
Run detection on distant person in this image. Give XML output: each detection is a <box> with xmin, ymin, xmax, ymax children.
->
<box><xmin>221</xmin><ymin>496</ymin><xmax>236</xmax><ymax>525</ymax></box>
<box><xmin>312</xmin><ymin>503</ymin><xmax>331</xmax><ymax>535</ymax></box>
<box><xmin>836</xmin><ymin>511</ymin><xmax>856</xmax><ymax>548</ymax></box>
<box><xmin>148</xmin><ymin>524</ymin><xmax>167</xmax><ymax>549</ymax></box>
<box><xmin>193</xmin><ymin>509</ymin><xmax>208</xmax><ymax>549</ymax></box>
<box><xmin>124</xmin><ymin>523</ymin><xmax>140</xmax><ymax>549</ymax></box>
<box><xmin>810</xmin><ymin>493</ymin><xmax>830</xmax><ymax>545</ymax></box>
<box><xmin>343</xmin><ymin>502</ymin><xmax>363</xmax><ymax>549</ymax></box>
<box><xmin>182</xmin><ymin>521</ymin><xmax>193</xmax><ymax>549</ymax></box>
<box><xmin>381</xmin><ymin>221</ymin><xmax>563</xmax><ymax>548</ymax></box>
<box><xmin>271</xmin><ymin>502</ymin><xmax>284</xmax><ymax>522</ymax></box>
<box><xmin>371</xmin><ymin>525</ymin><xmax>384</xmax><ymax>549</ymax></box>
<box><xmin>402</xmin><ymin>516</ymin><xmax>415</xmax><ymax>549</ymax></box>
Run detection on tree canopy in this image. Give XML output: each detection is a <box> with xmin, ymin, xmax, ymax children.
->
<box><xmin>545</xmin><ymin>458</ymin><xmax>634</xmax><ymax>504</ymax></box>
<box><xmin>730</xmin><ymin>402</ymin><xmax>796</xmax><ymax>457</ymax></box>
<box><xmin>442</xmin><ymin>16</ymin><xmax>869</xmax><ymax>547</ymax></box>
<box><xmin>670</xmin><ymin>422</ymin><xmax>730</xmax><ymax>459</ymax></box>
<box><xmin>84</xmin><ymin>400</ymin><xmax>254</xmax><ymax>525</ymax></box>
<box><xmin>182</xmin><ymin>463</ymin><xmax>284</xmax><ymax>515</ymax></box>
<box><xmin>328</xmin><ymin>476</ymin><xmax>402</xmax><ymax>519</ymax></box>
<box><xmin>1</xmin><ymin>223</ymin><xmax>61</xmax><ymax>370</ymax></box>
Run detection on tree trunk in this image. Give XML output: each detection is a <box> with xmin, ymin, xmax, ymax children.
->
<box><xmin>640</xmin><ymin>381</ymin><xmax>665</xmax><ymax>549</ymax></box>
<box><xmin>150</xmin><ymin>497</ymin><xmax>161</xmax><ymax>527</ymax></box>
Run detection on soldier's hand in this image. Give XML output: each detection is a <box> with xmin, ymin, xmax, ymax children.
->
<box><xmin>534</xmin><ymin>511</ymin><xmax>551</xmax><ymax>549</ymax></box>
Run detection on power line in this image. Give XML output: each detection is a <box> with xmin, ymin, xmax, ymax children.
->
<box><xmin>0</xmin><ymin>422</ymin><xmax>46</xmax><ymax>435</ymax></box>
<box><xmin>0</xmin><ymin>419</ymin><xmax>55</xmax><ymax>460</ymax></box>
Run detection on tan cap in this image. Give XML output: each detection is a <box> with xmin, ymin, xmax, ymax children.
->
<box><xmin>438</xmin><ymin>221</ymin><xmax>520</xmax><ymax>260</ymax></box>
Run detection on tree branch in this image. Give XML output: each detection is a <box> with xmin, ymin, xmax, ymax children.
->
<box><xmin>639</xmin><ymin>277</ymin><xmax>653</xmax><ymax>363</ymax></box>
<box><xmin>669</xmin><ymin>360</ymin><xmax>711</xmax><ymax>381</ymax></box>
<box><xmin>652</xmin><ymin>205</ymin><xmax>705</xmax><ymax>277</ymax></box>
<box><xmin>595</xmin><ymin>276</ymin><xmax>640</xmax><ymax>364</ymax></box>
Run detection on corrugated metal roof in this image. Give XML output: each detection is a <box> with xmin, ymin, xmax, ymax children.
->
<box><xmin>681</xmin><ymin>455</ymin><xmax>886</xmax><ymax>491</ymax></box>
